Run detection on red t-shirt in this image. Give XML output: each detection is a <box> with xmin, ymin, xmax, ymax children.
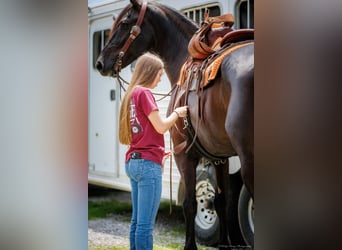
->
<box><xmin>125</xmin><ymin>86</ymin><xmax>164</xmax><ymax>165</ymax></box>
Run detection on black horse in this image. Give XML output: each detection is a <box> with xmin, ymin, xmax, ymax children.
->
<box><xmin>96</xmin><ymin>1</ymin><xmax>254</xmax><ymax>249</ymax></box>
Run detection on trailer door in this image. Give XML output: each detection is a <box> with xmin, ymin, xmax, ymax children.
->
<box><xmin>88</xmin><ymin>17</ymin><xmax>117</xmax><ymax>176</ymax></box>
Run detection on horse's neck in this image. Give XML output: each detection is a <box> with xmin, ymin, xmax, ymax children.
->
<box><xmin>150</xmin><ymin>7</ymin><xmax>197</xmax><ymax>85</ymax></box>
<box><xmin>158</xmin><ymin>40</ymin><xmax>189</xmax><ymax>84</ymax></box>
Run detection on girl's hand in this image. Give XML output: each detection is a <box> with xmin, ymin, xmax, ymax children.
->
<box><xmin>174</xmin><ymin>106</ymin><xmax>188</xmax><ymax>118</ymax></box>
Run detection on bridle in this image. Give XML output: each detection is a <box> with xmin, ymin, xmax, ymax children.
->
<box><xmin>113</xmin><ymin>1</ymin><xmax>175</xmax><ymax>102</ymax></box>
<box><xmin>114</xmin><ymin>1</ymin><xmax>147</xmax><ymax>73</ymax></box>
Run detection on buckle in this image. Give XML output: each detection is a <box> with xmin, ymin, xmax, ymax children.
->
<box><xmin>131</xmin><ymin>152</ymin><xmax>141</xmax><ymax>159</ymax></box>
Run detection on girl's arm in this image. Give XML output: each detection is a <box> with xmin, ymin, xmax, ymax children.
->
<box><xmin>148</xmin><ymin>106</ymin><xmax>188</xmax><ymax>134</ymax></box>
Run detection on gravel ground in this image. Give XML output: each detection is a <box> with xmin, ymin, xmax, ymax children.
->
<box><xmin>88</xmin><ymin>187</ymin><xmax>217</xmax><ymax>249</ymax></box>
<box><xmin>88</xmin><ymin>215</ymin><xmax>189</xmax><ymax>249</ymax></box>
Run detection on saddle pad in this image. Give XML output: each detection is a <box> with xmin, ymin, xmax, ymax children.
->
<box><xmin>178</xmin><ymin>41</ymin><xmax>254</xmax><ymax>88</ymax></box>
<box><xmin>202</xmin><ymin>41</ymin><xmax>254</xmax><ymax>87</ymax></box>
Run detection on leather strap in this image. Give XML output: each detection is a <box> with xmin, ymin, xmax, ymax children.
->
<box><xmin>119</xmin><ymin>1</ymin><xmax>147</xmax><ymax>56</ymax></box>
<box><xmin>206</xmin><ymin>13</ymin><xmax>234</xmax><ymax>26</ymax></box>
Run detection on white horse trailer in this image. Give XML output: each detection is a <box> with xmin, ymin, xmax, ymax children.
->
<box><xmin>88</xmin><ymin>0</ymin><xmax>253</xmax><ymax>246</ymax></box>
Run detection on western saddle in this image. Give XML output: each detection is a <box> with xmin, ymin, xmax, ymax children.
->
<box><xmin>179</xmin><ymin>11</ymin><xmax>254</xmax><ymax>89</ymax></box>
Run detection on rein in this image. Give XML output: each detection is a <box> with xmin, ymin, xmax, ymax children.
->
<box><xmin>116</xmin><ymin>74</ymin><xmax>176</xmax><ymax>102</ymax></box>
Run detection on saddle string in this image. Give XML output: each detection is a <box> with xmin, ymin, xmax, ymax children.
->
<box><xmin>182</xmin><ymin>60</ymin><xmax>204</xmax><ymax>154</ymax></box>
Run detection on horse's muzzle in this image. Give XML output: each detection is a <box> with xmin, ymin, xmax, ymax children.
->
<box><xmin>95</xmin><ymin>57</ymin><xmax>107</xmax><ymax>76</ymax></box>
<box><xmin>95</xmin><ymin>56</ymin><xmax>119</xmax><ymax>77</ymax></box>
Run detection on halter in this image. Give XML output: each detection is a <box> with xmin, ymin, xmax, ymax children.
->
<box><xmin>114</xmin><ymin>1</ymin><xmax>147</xmax><ymax>73</ymax></box>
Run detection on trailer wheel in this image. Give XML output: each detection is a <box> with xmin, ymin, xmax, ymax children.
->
<box><xmin>195</xmin><ymin>167</ymin><xmax>220</xmax><ymax>246</ymax></box>
<box><xmin>194</xmin><ymin>161</ymin><xmax>244</xmax><ymax>246</ymax></box>
<box><xmin>238</xmin><ymin>185</ymin><xmax>254</xmax><ymax>248</ymax></box>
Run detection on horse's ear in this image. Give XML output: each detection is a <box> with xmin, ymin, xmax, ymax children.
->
<box><xmin>130</xmin><ymin>0</ymin><xmax>142</xmax><ymax>9</ymax></box>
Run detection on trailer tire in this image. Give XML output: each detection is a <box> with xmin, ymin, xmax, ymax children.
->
<box><xmin>194</xmin><ymin>163</ymin><xmax>245</xmax><ymax>246</ymax></box>
<box><xmin>195</xmin><ymin>167</ymin><xmax>220</xmax><ymax>246</ymax></box>
<box><xmin>238</xmin><ymin>185</ymin><xmax>254</xmax><ymax>248</ymax></box>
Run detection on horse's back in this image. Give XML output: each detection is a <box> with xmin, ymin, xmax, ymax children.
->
<box><xmin>221</xmin><ymin>42</ymin><xmax>254</xmax><ymax>84</ymax></box>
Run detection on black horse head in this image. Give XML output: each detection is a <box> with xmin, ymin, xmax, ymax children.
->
<box><xmin>95</xmin><ymin>0</ymin><xmax>154</xmax><ymax>76</ymax></box>
<box><xmin>95</xmin><ymin>0</ymin><xmax>197</xmax><ymax>82</ymax></box>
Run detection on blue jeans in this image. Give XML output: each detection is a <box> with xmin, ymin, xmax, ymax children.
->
<box><xmin>125</xmin><ymin>159</ymin><xmax>162</xmax><ymax>250</ymax></box>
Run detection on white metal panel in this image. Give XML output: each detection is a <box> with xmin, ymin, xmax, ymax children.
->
<box><xmin>88</xmin><ymin>17</ymin><xmax>118</xmax><ymax>175</ymax></box>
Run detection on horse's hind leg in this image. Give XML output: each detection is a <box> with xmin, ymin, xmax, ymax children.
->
<box><xmin>175</xmin><ymin>153</ymin><xmax>199</xmax><ymax>250</ymax></box>
<box><xmin>214</xmin><ymin>162</ymin><xmax>231</xmax><ymax>249</ymax></box>
<box><xmin>224</xmin><ymin>68</ymin><xmax>254</xmax><ymax>198</ymax></box>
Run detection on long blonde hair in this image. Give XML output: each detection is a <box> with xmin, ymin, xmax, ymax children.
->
<box><xmin>119</xmin><ymin>53</ymin><xmax>164</xmax><ymax>145</ymax></box>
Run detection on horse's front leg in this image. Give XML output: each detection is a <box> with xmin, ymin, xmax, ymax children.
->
<box><xmin>214</xmin><ymin>162</ymin><xmax>230</xmax><ymax>249</ymax></box>
<box><xmin>176</xmin><ymin>153</ymin><xmax>199</xmax><ymax>250</ymax></box>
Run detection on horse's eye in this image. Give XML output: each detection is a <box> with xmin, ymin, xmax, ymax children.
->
<box><xmin>120</xmin><ymin>17</ymin><xmax>131</xmax><ymax>29</ymax></box>
<box><xmin>120</xmin><ymin>22</ymin><xmax>130</xmax><ymax>30</ymax></box>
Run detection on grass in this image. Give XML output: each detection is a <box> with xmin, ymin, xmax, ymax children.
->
<box><xmin>88</xmin><ymin>198</ymin><xmax>184</xmax><ymax>222</ymax></box>
<box><xmin>88</xmin><ymin>200</ymin><xmax>132</xmax><ymax>220</ymax></box>
<box><xmin>157</xmin><ymin>201</ymin><xmax>185</xmax><ymax>222</ymax></box>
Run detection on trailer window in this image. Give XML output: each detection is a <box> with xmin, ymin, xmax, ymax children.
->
<box><xmin>182</xmin><ymin>4</ymin><xmax>221</xmax><ymax>24</ymax></box>
<box><xmin>235</xmin><ymin>0</ymin><xmax>254</xmax><ymax>29</ymax></box>
<box><xmin>92</xmin><ymin>29</ymin><xmax>110</xmax><ymax>68</ymax></box>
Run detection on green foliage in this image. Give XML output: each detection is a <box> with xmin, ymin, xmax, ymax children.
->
<box><xmin>157</xmin><ymin>201</ymin><xmax>184</xmax><ymax>221</ymax></box>
<box><xmin>88</xmin><ymin>200</ymin><xmax>132</xmax><ymax>220</ymax></box>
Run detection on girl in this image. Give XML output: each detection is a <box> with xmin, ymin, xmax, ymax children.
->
<box><xmin>119</xmin><ymin>53</ymin><xmax>187</xmax><ymax>250</ymax></box>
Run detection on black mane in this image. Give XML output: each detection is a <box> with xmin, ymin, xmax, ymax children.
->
<box><xmin>151</xmin><ymin>2</ymin><xmax>198</xmax><ymax>39</ymax></box>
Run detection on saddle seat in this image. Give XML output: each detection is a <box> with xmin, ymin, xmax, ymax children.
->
<box><xmin>220</xmin><ymin>29</ymin><xmax>254</xmax><ymax>47</ymax></box>
<box><xmin>188</xmin><ymin>13</ymin><xmax>235</xmax><ymax>60</ymax></box>
<box><xmin>188</xmin><ymin>11</ymin><xmax>254</xmax><ymax>60</ymax></box>
<box><xmin>179</xmin><ymin>10</ymin><xmax>254</xmax><ymax>89</ymax></box>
